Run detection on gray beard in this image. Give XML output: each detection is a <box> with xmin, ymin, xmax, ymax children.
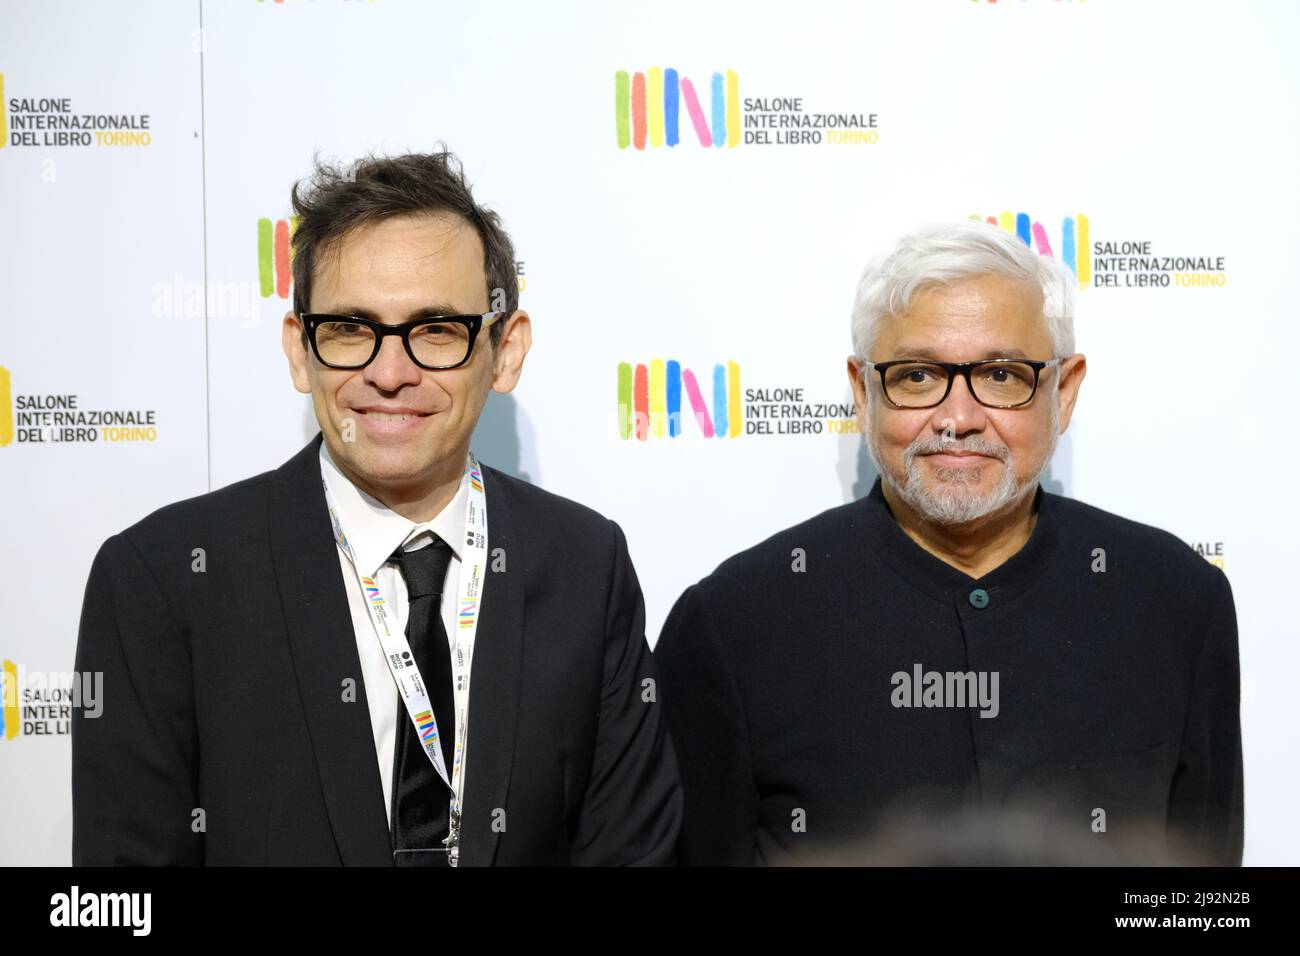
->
<box><xmin>864</xmin><ymin>403</ymin><xmax>1059</xmax><ymax>527</ymax></box>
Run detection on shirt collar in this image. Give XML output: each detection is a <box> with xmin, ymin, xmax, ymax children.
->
<box><xmin>319</xmin><ymin>440</ymin><xmax>469</xmax><ymax>578</ymax></box>
<box><xmin>860</xmin><ymin>475</ymin><xmax>1056</xmax><ymax>606</ymax></box>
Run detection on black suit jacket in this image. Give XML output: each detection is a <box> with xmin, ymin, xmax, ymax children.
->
<box><xmin>72</xmin><ymin>433</ymin><xmax>681</xmax><ymax>865</ymax></box>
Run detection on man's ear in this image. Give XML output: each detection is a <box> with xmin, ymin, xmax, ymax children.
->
<box><xmin>282</xmin><ymin>311</ymin><xmax>312</xmax><ymax>394</ymax></box>
<box><xmin>490</xmin><ymin>310</ymin><xmax>532</xmax><ymax>394</ymax></box>
<box><xmin>1055</xmin><ymin>353</ymin><xmax>1087</xmax><ymax>434</ymax></box>
<box><xmin>847</xmin><ymin>356</ymin><xmax>870</xmax><ymax>431</ymax></box>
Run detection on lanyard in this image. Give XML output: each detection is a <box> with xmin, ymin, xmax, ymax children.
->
<box><xmin>322</xmin><ymin>453</ymin><xmax>488</xmax><ymax>867</ymax></box>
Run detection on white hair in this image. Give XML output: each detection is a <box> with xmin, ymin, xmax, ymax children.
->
<box><xmin>850</xmin><ymin>220</ymin><xmax>1077</xmax><ymax>361</ymax></box>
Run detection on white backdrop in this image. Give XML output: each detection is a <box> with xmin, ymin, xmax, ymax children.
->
<box><xmin>2</xmin><ymin>0</ymin><xmax>1296</xmax><ymax>866</ymax></box>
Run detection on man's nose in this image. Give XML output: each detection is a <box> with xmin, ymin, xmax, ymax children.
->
<box><xmin>932</xmin><ymin>370</ymin><xmax>987</xmax><ymax>436</ymax></box>
<box><xmin>364</xmin><ymin>332</ymin><xmax>423</xmax><ymax>390</ymax></box>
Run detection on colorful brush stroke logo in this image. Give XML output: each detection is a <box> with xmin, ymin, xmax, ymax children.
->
<box><xmin>617</xmin><ymin>360</ymin><xmax>742</xmax><ymax>440</ymax></box>
<box><xmin>615</xmin><ymin>68</ymin><xmax>741</xmax><ymax>150</ymax></box>
<box><xmin>970</xmin><ymin>211</ymin><xmax>1090</xmax><ymax>290</ymax></box>
<box><xmin>2</xmin><ymin>659</ymin><xmax>18</xmax><ymax>740</ymax></box>
<box><xmin>0</xmin><ymin>73</ymin><xmax>8</xmax><ymax>150</ymax></box>
<box><xmin>415</xmin><ymin>708</ymin><xmax>439</xmax><ymax>744</ymax></box>
<box><xmin>258</xmin><ymin>216</ymin><xmax>298</xmax><ymax>299</ymax></box>
<box><xmin>0</xmin><ymin>365</ymin><xmax>13</xmax><ymax>447</ymax></box>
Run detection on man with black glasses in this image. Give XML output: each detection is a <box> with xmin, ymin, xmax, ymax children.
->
<box><xmin>656</xmin><ymin>220</ymin><xmax>1243</xmax><ymax>866</ymax></box>
<box><xmin>72</xmin><ymin>150</ymin><xmax>682</xmax><ymax>866</ymax></box>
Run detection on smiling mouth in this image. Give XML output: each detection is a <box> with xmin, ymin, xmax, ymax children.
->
<box><xmin>925</xmin><ymin>451</ymin><xmax>991</xmax><ymax>463</ymax></box>
<box><xmin>354</xmin><ymin>409</ymin><xmax>431</xmax><ymax>422</ymax></box>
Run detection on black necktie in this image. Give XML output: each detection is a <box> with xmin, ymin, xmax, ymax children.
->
<box><xmin>388</xmin><ymin>538</ymin><xmax>456</xmax><ymax>866</ymax></box>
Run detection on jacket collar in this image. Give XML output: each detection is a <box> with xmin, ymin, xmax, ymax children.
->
<box><xmin>268</xmin><ymin>432</ymin><xmax>523</xmax><ymax>866</ymax></box>
<box><xmin>860</xmin><ymin>476</ymin><xmax>1057</xmax><ymax>608</ymax></box>
<box><xmin>318</xmin><ymin>439</ymin><xmax>469</xmax><ymax>574</ymax></box>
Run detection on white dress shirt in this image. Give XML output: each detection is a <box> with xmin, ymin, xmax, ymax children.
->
<box><xmin>319</xmin><ymin>440</ymin><xmax>468</xmax><ymax>828</ymax></box>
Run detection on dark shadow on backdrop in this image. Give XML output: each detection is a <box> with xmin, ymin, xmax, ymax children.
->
<box><xmin>472</xmin><ymin>390</ymin><xmax>532</xmax><ymax>483</ymax></box>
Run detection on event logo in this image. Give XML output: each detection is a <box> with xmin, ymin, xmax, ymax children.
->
<box><xmin>1191</xmin><ymin>540</ymin><xmax>1227</xmax><ymax>572</ymax></box>
<box><xmin>616</xmin><ymin>69</ymin><xmax>741</xmax><ymax>149</ymax></box>
<box><xmin>1</xmin><ymin>660</ymin><xmax>101</xmax><ymax>741</ymax></box>
<box><xmin>1</xmin><ymin>659</ymin><xmax>18</xmax><ymax>740</ymax></box>
<box><xmin>618</xmin><ymin>360</ymin><xmax>742</xmax><ymax>439</ymax></box>
<box><xmin>258</xmin><ymin>216</ymin><xmax>297</xmax><ymax>299</ymax></box>
<box><xmin>615</xmin><ymin>67</ymin><xmax>879</xmax><ymax>149</ymax></box>
<box><xmin>0</xmin><ymin>365</ymin><xmax>13</xmax><ymax>448</ymax></box>
<box><xmin>971</xmin><ymin>211</ymin><xmax>1091</xmax><ymax>290</ymax></box>
<box><xmin>257</xmin><ymin>215</ymin><xmax>528</xmax><ymax>302</ymax></box>
<box><xmin>617</xmin><ymin>359</ymin><xmax>857</xmax><ymax>441</ymax></box>
<box><xmin>1</xmin><ymin>71</ymin><xmax>152</xmax><ymax>149</ymax></box>
<box><xmin>0</xmin><ymin>364</ymin><xmax>158</xmax><ymax>447</ymax></box>
<box><xmin>972</xmin><ymin>209</ymin><xmax>1227</xmax><ymax>289</ymax></box>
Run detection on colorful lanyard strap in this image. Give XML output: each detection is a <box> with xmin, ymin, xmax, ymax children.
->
<box><xmin>323</xmin><ymin>453</ymin><xmax>488</xmax><ymax>866</ymax></box>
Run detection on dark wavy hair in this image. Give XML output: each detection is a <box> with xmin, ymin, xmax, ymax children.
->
<box><xmin>290</xmin><ymin>146</ymin><xmax>517</xmax><ymax>348</ymax></box>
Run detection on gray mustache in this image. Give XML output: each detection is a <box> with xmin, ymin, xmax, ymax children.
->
<box><xmin>906</xmin><ymin>435</ymin><xmax>1010</xmax><ymax>461</ymax></box>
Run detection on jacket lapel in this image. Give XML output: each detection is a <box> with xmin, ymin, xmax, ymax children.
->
<box><xmin>268</xmin><ymin>433</ymin><xmax>394</xmax><ymax>865</ymax></box>
<box><xmin>456</xmin><ymin>463</ymin><xmax>525</xmax><ymax>866</ymax></box>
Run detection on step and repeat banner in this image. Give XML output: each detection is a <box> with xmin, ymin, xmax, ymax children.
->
<box><xmin>2</xmin><ymin>0</ymin><xmax>1297</xmax><ymax>865</ymax></box>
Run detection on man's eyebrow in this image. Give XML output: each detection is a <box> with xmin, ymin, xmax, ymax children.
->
<box><xmin>318</xmin><ymin>304</ymin><xmax>471</xmax><ymax>321</ymax></box>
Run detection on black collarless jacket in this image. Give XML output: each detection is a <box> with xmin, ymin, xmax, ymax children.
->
<box><xmin>655</xmin><ymin>480</ymin><xmax>1243</xmax><ymax>865</ymax></box>
<box><xmin>72</xmin><ymin>434</ymin><xmax>682</xmax><ymax>865</ymax></box>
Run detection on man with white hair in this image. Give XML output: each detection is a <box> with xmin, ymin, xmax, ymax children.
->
<box><xmin>655</xmin><ymin>220</ymin><xmax>1243</xmax><ymax>866</ymax></box>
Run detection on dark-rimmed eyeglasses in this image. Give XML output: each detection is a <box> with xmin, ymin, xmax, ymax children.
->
<box><xmin>861</xmin><ymin>358</ymin><xmax>1065</xmax><ymax>409</ymax></box>
<box><xmin>300</xmin><ymin>312</ymin><xmax>502</xmax><ymax>371</ymax></box>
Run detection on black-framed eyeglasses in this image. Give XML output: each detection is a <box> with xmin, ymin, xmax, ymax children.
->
<box><xmin>301</xmin><ymin>312</ymin><xmax>502</xmax><ymax>371</ymax></box>
<box><xmin>861</xmin><ymin>358</ymin><xmax>1065</xmax><ymax>409</ymax></box>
